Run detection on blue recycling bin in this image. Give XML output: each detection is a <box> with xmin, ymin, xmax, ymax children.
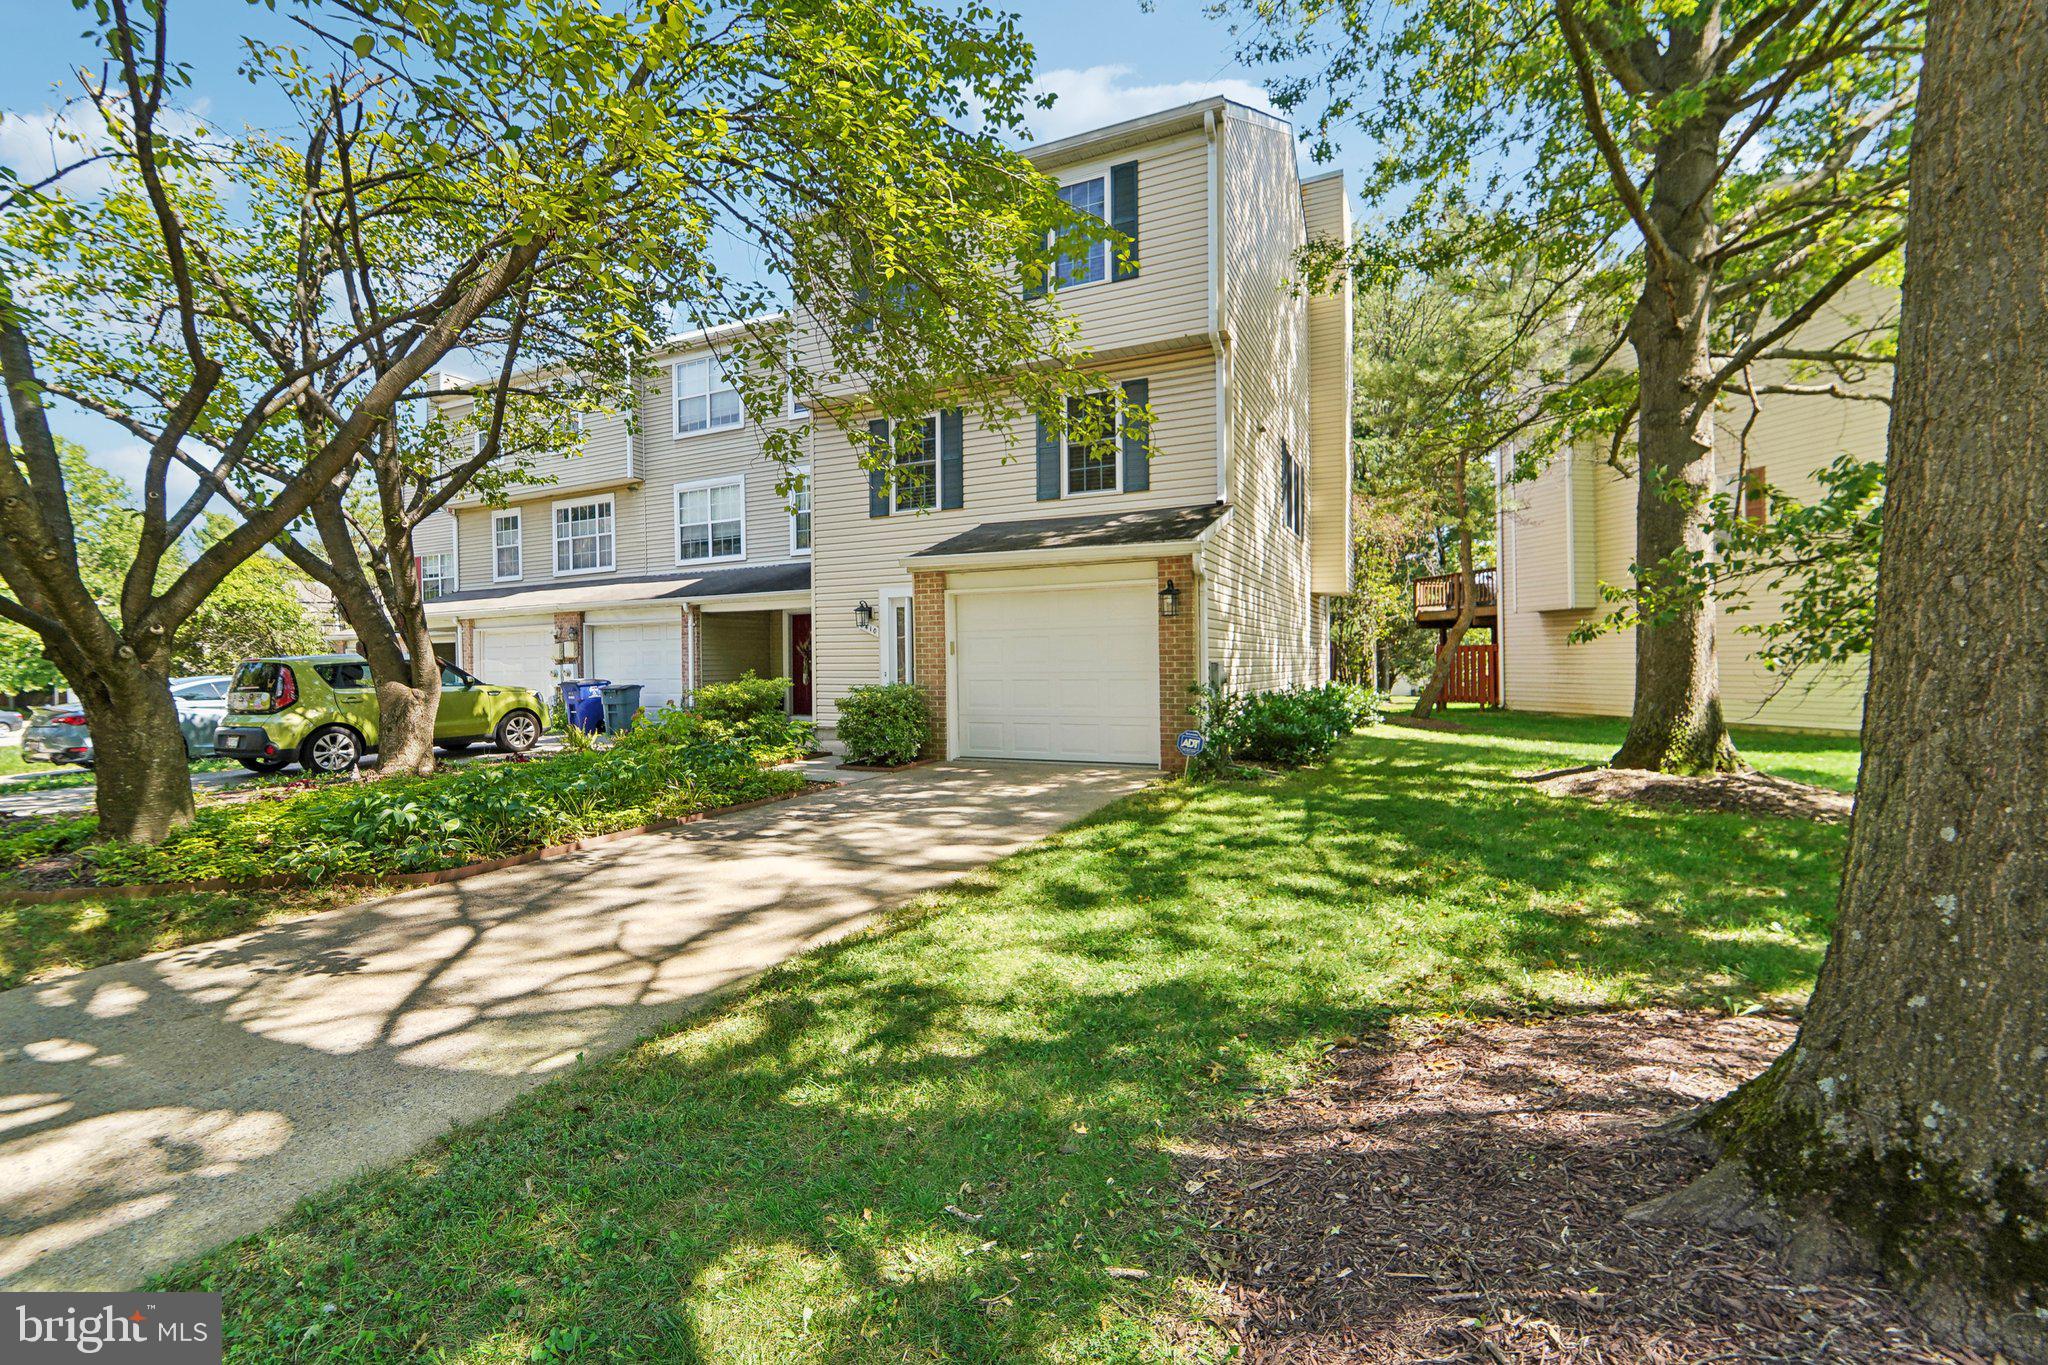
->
<box><xmin>559</xmin><ymin>677</ymin><xmax>610</xmax><ymax>733</ymax></box>
<box><xmin>599</xmin><ymin>682</ymin><xmax>644</xmax><ymax>734</ymax></box>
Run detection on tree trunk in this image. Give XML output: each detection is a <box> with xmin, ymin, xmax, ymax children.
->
<box><xmin>1611</xmin><ymin>104</ymin><xmax>1742</xmax><ymax>774</ymax></box>
<box><xmin>1661</xmin><ymin>5</ymin><xmax>2048</xmax><ymax>1352</ymax></box>
<box><xmin>372</xmin><ymin>604</ymin><xmax>444</xmax><ymax>777</ymax></box>
<box><xmin>75</xmin><ymin>659</ymin><xmax>195</xmax><ymax>843</ymax></box>
<box><xmin>1413</xmin><ymin>458</ymin><xmax>1477</xmax><ymax>717</ymax></box>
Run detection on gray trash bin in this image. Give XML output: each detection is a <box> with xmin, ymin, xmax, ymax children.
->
<box><xmin>599</xmin><ymin>683</ymin><xmax>644</xmax><ymax>734</ymax></box>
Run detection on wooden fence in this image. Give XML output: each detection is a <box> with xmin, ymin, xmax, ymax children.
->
<box><xmin>1438</xmin><ymin>642</ymin><xmax>1500</xmax><ymax>706</ymax></box>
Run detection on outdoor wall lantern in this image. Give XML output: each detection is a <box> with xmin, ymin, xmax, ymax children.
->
<box><xmin>1159</xmin><ymin>579</ymin><xmax>1182</xmax><ymax>618</ymax></box>
<box><xmin>854</xmin><ymin>599</ymin><xmax>876</xmax><ymax>633</ymax></box>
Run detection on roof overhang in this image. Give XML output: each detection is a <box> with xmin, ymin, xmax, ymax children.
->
<box><xmin>901</xmin><ymin>501</ymin><xmax>1231</xmax><ymax>573</ymax></box>
<box><xmin>427</xmin><ymin>562</ymin><xmax>810</xmax><ymax>621</ymax></box>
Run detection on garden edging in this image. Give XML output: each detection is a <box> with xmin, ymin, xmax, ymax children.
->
<box><xmin>0</xmin><ymin>784</ymin><xmax>820</xmax><ymax>905</ymax></box>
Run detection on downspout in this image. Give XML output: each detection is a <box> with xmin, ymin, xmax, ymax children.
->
<box><xmin>1206</xmin><ymin>109</ymin><xmax>1229</xmax><ymax>505</ymax></box>
<box><xmin>623</xmin><ymin>346</ymin><xmax>637</xmax><ymax>483</ymax></box>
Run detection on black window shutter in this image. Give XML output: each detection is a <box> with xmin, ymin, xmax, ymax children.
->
<box><xmin>1120</xmin><ymin>378</ymin><xmax>1151</xmax><ymax>493</ymax></box>
<box><xmin>1036</xmin><ymin>415</ymin><xmax>1061</xmax><ymax>501</ymax></box>
<box><xmin>1110</xmin><ymin>160</ymin><xmax>1139</xmax><ymax>281</ymax></box>
<box><xmin>868</xmin><ymin>418</ymin><xmax>891</xmax><ymax>517</ymax></box>
<box><xmin>940</xmin><ymin>408</ymin><xmax>965</xmax><ymax>510</ymax></box>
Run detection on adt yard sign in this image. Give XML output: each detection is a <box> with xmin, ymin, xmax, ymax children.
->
<box><xmin>1175</xmin><ymin>730</ymin><xmax>1206</xmax><ymax>758</ymax></box>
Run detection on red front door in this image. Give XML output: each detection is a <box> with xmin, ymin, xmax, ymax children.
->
<box><xmin>790</xmin><ymin>613</ymin><xmax>813</xmax><ymax>716</ymax></box>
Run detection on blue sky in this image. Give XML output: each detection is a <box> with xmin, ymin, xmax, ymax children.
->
<box><xmin>1</xmin><ymin>0</ymin><xmax>1366</xmax><ymax>491</ymax></box>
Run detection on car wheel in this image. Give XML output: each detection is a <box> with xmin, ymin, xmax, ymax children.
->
<box><xmin>494</xmin><ymin>709</ymin><xmax>541</xmax><ymax>754</ymax></box>
<box><xmin>301</xmin><ymin>726</ymin><xmax>363</xmax><ymax>775</ymax></box>
<box><xmin>238</xmin><ymin>755</ymin><xmax>291</xmax><ymax>774</ymax></box>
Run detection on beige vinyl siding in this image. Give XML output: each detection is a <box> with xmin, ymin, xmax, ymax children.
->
<box><xmin>809</xmin><ymin>349</ymin><xmax>1219</xmax><ymax>727</ymax></box>
<box><xmin>448</xmin><ymin>348</ymin><xmax>810</xmax><ymax>589</ymax></box>
<box><xmin>699</xmin><ymin>611</ymin><xmax>774</xmax><ymax>685</ymax></box>
<box><xmin>412</xmin><ymin>510</ymin><xmax>456</xmax><ymax>562</ymax></box>
<box><xmin>1204</xmin><ymin>110</ymin><xmax>1317</xmax><ymax>693</ymax></box>
<box><xmin>1039</xmin><ymin>130</ymin><xmax>1214</xmax><ymax>356</ymax></box>
<box><xmin>628</xmin><ymin>348</ymin><xmax>812</xmax><ymax>573</ymax></box>
<box><xmin>1499</xmin><ymin>285</ymin><xmax>1892</xmax><ymax>733</ymax></box>
<box><xmin>1300</xmin><ymin>172</ymin><xmax>1353</xmax><ymax>596</ymax></box>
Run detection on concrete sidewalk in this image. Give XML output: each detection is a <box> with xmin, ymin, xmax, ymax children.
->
<box><xmin>0</xmin><ymin>760</ymin><xmax>1149</xmax><ymax>1290</ymax></box>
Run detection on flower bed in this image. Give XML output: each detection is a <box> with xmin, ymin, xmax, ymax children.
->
<box><xmin>0</xmin><ymin>728</ymin><xmax>807</xmax><ymax>891</ymax></box>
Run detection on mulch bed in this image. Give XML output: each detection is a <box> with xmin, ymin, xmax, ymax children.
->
<box><xmin>1526</xmin><ymin>766</ymin><xmax>1854</xmax><ymax>823</ymax></box>
<box><xmin>1181</xmin><ymin>1011</ymin><xmax>1974</xmax><ymax>1362</ymax></box>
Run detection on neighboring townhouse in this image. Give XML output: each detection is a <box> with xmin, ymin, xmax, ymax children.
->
<box><xmin>1495</xmin><ymin>285</ymin><xmax>1893</xmax><ymax>733</ymax></box>
<box><xmin>421</xmin><ymin>96</ymin><xmax>1352</xmax><ymax>771</ymax></box>
<box><xmin>418</xmin><ymin>317</ymin><xmax>816</xmax><ymax>716</ymax></box>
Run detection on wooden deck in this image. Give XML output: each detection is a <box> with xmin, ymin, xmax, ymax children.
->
<box><xmin>1413</xmin><ymin>568</ymin><xmax>1499</xmax><ymax>625</ymax></box>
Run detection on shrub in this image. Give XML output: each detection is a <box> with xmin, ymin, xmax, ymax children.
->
<box><xmin>618</xmin><ymin>673</ymin><xmax>813</xmax><ymax>763</ymax></box>
<box><xmin>692</xmin><ymin>673</ymin><xmax>790</xmax><ymax>727</ymax></box>
<box><xmin>836</xmin><ymin>683</ymin><xmax>928</xmax><ymax>766</ymax></box>
<box><xmin>70</xmin><ymin>727</ymin><xmax>806</xmax><ymax>889</ymax></box>
<box><xmin>1188</xmin><ymin>680</ymin><xmax>1378</xmax><ymax>773</ymax></box>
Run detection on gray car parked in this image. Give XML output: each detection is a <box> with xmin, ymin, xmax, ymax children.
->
<box><xmin>21</xmin><ymin>675</ymin><xmax>234</xmax><ymax>768</ymax></box>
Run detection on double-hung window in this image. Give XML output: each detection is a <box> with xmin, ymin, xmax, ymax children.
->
<box><xmin>491</xmin><ymin>510</ymin><xmax>522</xmax><ymax>581</ymax></box>
<box><xmin>1053</xmin><ymin>176</ymin><xmax>1108</xmax><ymax>288</ymax></box>
<box><xmin>553</xmin><ymin>495</ymin><xmax>614</xmax><ymax>575</ymax></box>
<box><xmin>673</xmin><ymin>355</ymin><xmax>743</xmax><ymax>436</ymax></box>
<box><xmin>790</xmin><ymin>469</ymin><xmax>812</xmax><ymax>554</ymax></box>
<box><xmin>1065</xmin><ymin>394</ymin><xmax>1119</xmax><ymax>495</ymax></box>
<box><xmin>892</xmin><ymin>416</ymin><xmax>940</xmax><ymax>512</ymax></box>
<box><xmin>420</xmin><ymin>552</ymin><xmax>457</xmax><ymax>600</ymax></box>
<box><xmin>677</xmin><ymin>476</ymin><xmax>745</xmax><ymax>563</ymax></box>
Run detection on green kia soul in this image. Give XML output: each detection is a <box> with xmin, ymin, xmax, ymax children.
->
<box><xmin>215</xmin><ymin>654</ymin><xmax>546</xmax><ymax>774</ymax></box>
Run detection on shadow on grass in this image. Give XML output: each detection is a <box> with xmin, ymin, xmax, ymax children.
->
<box><xmin>162</xmin><ymin>723</ymin><xmax>1849</xmax><ymax>1362</ymax></box>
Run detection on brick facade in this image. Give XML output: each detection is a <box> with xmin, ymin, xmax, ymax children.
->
<box><xmin>684</xmin><ymin>604</ymin><xmax>702</xmax><ymax>695</ymax></box>
<box><xmin>1157</xmin><ymin>555</ymin><xmax>1198</xmax><ymax>772</ymax></box>
<box><xmin>911</xmin><ymin>570</ymin><xmax>948</xmax><ymax>759</ymax></box>
<box><xmin>552</xmin><ymin>612</ymin><xmax>584</xmax><ymax>676</ymax></box>
<box><xmin>457</xmin><ymin>618</ymin><xmax>475</xmax><ymax>671</ymax></box>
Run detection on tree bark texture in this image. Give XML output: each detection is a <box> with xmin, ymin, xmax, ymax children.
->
<box><xmin>1611</xmin><ymin>32</ymin><xmax>1742</xmax><ymax>774</ymax></box>
<box><xmin>1686</xmin><ymin>5</ymin><xmax>2048</xmax><ymax>1352</ymax></box>
<box><xmin>1414</xmin><ymin>456</ymin><xmax>1477</xmax><ymax>717</ymax></box>
<box><xmin>73</xmin><ymin>662</ymin><xmax>197</xmax><ymax>843</ymax></box>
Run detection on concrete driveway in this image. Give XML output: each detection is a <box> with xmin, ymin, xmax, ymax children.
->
<box><xmin>0</xmin><ymin>760</ymin><xmax>1150</xmax><ymax>1290</ymax></box>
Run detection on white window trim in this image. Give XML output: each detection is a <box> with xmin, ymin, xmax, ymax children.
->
<box><xmin>669</xmin><ymin>353</ymin><xmax>744</xmax><ymax>439</ymax></box>
<box><xmin>674</xmin><ymin>474</ymin><xmax>748</xmax><ymax>565</ymax></box>
<box><xmin>1063</xmin><ymin>396</ymin><xmax>1123</xmax><ymax>498</ymax></box>
<box><xmin>420</xmin><ymin>551</ymin><xmax>458</xmax><ymax>600</ymax></box>
<box><xmin>551</xmin><ymin>492</ymin><xmax>617</xmax><ymax>578</ymax></box>
<box><xmin>491</xmin><ymin>509</ymin><xmax>523</xmax><ymax>583</ymax></box>
<box><xmin>889</xmin><ymin>413</ymin><xmax>943</xmax><ymax>515</ymax></box>
<box><xmin>1049</xmin><ymin>171</ymin><xmax>1111</xmax><ymax>294</ymax></box>
<box><xmin>879</xmin><ymin>590</ymin><xmax>914</xmax><ymax>685</ymax></box>
<box><xmin>789</xmin><ymin>466</ymin><xmax>813</xmax><ymax>557</ymax></box>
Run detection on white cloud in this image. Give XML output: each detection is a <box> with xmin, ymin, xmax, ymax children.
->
<box><xmin>1</xmin><ymin>100</ymin><xmax>213</xmax><ymax>199</ymax></box>
<box><xmin>0</xmin><ymin>107</ymin><xmax>117</xmax><ymax>196</ymax></box>
<box><xmin>1025</xmin><ymin>65</ymin><xmax>1281</xmax><ymax>145</ymax></box>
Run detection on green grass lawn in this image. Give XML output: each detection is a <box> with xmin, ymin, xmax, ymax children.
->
<box><xmin>161</xmin><ymin>711</ymin><xmax>1857</xmax><ymax>1362</ymax></box>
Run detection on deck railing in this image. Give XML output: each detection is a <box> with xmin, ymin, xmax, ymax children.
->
<box><xmin>1413</xmin><ymin>567</ymin><xmax>1498</xmax><ymax>617</ymax></box>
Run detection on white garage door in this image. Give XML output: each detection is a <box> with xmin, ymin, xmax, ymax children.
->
<box><xmin>955</xmin><ymin>584</ymin><xmax>1158</xmax><ymax>764</ymax></box>
<box><xmin>473</xmin><ymin>625</ymin><xmax>555</xmax><ymax>701</ymax></box>
<box><xmin>586</xmin><ymin>618</ymin><xmax>685</xmax><ymax>712</ymax></box>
